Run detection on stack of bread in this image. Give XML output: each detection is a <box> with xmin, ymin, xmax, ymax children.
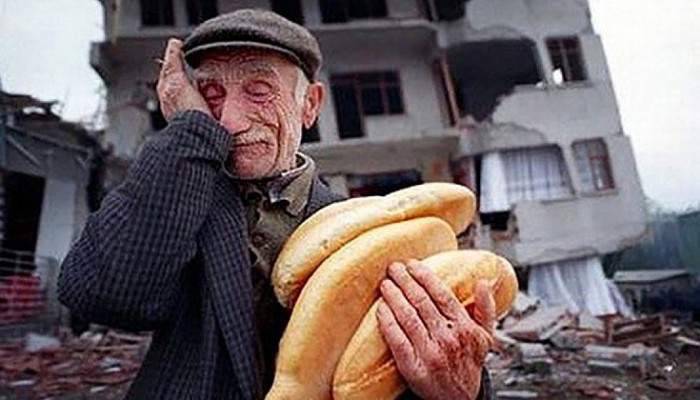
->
<box><xmin>265</xmin><ymin>183</ymin><xmax>518</xmax><ymax>400</ymax></box>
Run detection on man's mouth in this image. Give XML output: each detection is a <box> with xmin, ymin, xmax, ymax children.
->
<box><xmin>233</xmin><ymin>140</ymin><xmax>266</xmax><ymax>148</ymax></box>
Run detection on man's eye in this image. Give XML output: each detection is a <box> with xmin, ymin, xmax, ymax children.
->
<box><xmin>244</xmin><ymin>81</ymin><xmax>273</xmax><ymax>98</ymax></box>
<box><xmin>200</xmin><ymin>83</ymin><xmax>226</xmax><ymax>101</ymax></box>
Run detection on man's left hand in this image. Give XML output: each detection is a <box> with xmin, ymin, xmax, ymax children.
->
<box><xmin>377</xmin><ymin>260</ymin><xmax>496</xmax><ymax>400</ymax></box>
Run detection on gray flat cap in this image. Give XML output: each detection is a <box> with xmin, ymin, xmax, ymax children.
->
<box><xmin>183</xmin><ymin>9</ymin><xmax>322</xmax><ymax>80</ymax></box>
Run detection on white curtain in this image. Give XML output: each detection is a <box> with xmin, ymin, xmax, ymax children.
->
<box><xmin>479</xmin><ymin>152</ymin><xmax>509</xmax><ymax>212</ymax></box>
<box><xmin>502</xmin><ymin>147</ymin><xmax>572</xmax><ymax>203</ymax></box>
<box><xmin>479</xmin><ymin>147</ymin><xmax>572</xmax><ymax>212</ymax></box>
<box><xmin>528</xmin><ymin>256</ymin><xmax>625</xmax><ymax>316</ymax></box>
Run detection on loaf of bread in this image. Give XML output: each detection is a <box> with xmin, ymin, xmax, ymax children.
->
<box><xmin>265</xmin><ymin>217</ymin><xmax>459</xmax><ymax>400</ymax></box>
<box><xmin>333</xmin><ymin>250</ymin><xmax>518</xmax><ymax>400</ymax></box>
<box><xmin>272</xmin><ymin>183</ymin><xmax>476</xmax><ymax>308</ymax></box>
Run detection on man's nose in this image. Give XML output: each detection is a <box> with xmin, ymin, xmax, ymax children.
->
<box><xmin>218</xmin><ymin>95</ymin><xmax>251</xmax><ymax>135</ymax></box>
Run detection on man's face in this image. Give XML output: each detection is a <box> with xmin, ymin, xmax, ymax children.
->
<box><xmin>192</xmin><ymin>48</ymin><xmax>321</xmax><ymax>179</ymax></box>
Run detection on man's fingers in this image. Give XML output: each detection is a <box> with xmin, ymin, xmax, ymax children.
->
<box><xmin>164</xmin><ymin>39</ymin><xmax>184</xmax><ymax>68</ymax></box>
<box><xmin>471</xmin><ymin>280</ymin><xmax>497</xmax><ymax>335</ymax></box>
<box><xmin>406</xmin><ymin>260</ymin><xmax>463</xmax><ymax>321</ymax></box>
<box><xmin>159</xmin><ymin>39</ymin><xmax>185</xmax><ymax>81</ymax></box>
<box><xmin>380</xmin><ymin>279</ymin><xmax>431</xmax><ymax>348</ymax></box>
<box><xmin>376</xmin><ymin>301</ymin><xmax>417</xmax><ymax>369</ymax></box>
<box><xmin>387</xmin><ymin>262</ymin><xmax>444</xmax><ymax>330</ymax></box>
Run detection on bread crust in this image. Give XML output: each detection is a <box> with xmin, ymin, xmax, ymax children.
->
<box><xmin>333</xmin><ymin>250</ymin><xmax>518</xmax><ymax>400</ymax></box>
<box><xmin>265</xmin><ymin>217</ymin><xmax>459</xmax><ymax>400</ymax></box>
<box><xmin>272</xmin><ymin>183</ymin><xmax>476</xmax><ymax>308</ymax></box>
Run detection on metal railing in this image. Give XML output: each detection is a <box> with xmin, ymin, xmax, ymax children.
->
<box><xmin>0</xmin><ymin>248</ymin><xmax>60</xmax><ymax>331</ymax></box>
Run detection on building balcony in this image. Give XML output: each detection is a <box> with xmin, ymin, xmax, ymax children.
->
<box><xmin>303</xmin><ymin>128</ymin><xmax>459</xmax><ymax>176</ymax></box>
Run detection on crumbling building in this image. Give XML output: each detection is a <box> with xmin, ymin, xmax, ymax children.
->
<box><xmin>90</xmin><ymin>0</ymin><xmax>647</xmax><ymax>315</ymax></box>
<box><xmin>0</xmin><ymin>87</ymin><xmax>97</xmax><ymax>331</ymax></box>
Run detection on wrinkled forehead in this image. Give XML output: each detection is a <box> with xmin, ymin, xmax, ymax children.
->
<box><xmin>192</xmin><ymin>47</ymin><xmax>299</xmax><ymax>83</ymax></box>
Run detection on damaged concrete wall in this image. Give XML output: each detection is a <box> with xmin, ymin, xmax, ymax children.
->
<box><xmin>440</xmin><ymin>0</ymin><xmax>647</xmax><ymax>265</ymax></box>
<box><xmin>512</xmin><ymin>136</ymin><xmax>647</xmax><ymax>265</ymax></box>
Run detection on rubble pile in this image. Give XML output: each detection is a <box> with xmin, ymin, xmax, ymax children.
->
<box><xmin>490</xmin><ymin>292</ymin><xmax>700</xmax><ymax>399</ymax></box>
<box><xmin>0</xmin><ymin>329</ymin><xmax>150</xmax><ymax>399</ymax></box>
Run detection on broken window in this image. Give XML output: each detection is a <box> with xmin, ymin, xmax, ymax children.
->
<box><xmin>272</xmin><ymin>0</ymin><xmax>304</xmax><ymax>24</ymax></box>
<box><xmin>140</xmin><ymin>0</ymin><xmax>174</xmax><ymax>27</ymax></box>
<box><xmin>346</xmin><ymin>170</ymin><xmax>422</xmax><ymax>197</ymax></box>
<box><xmin>547</xmin><ymin>37</ymin><xmax>586</xmax><ymax>83</ymax></box>
<box><xmin>186</xmin><ymin>0</ymin><xmax>218</xmax><ymax>25</ymax></box>
<box><xmin>331</xmin><ymin>71</ymin><xmax>404</xmax><ymax>139</ymax></box>
<box><xmin>320</xmin><ymin>0</ymin><xmax>387</xmax><ymax>23</ymax></box>
<box><xmin>447</xmin><ymin>40</ymin><xmax>542</xmax><ymax>121</ymax></box>
<box><xmin>573</xmin><ymin>139</ymin><xmax>615</xmax><ymax>191</ymax></box>
<box><xmin>479</xmin><ymin>146</ymin><xmax>572</xmax><ymax>212</ymax></box>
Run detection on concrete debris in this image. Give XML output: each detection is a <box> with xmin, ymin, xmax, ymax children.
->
<box><xmin>675</xmin><ymin>335</ymin><xmax>700</xmax><ymax>357</ymax></box>
<box><xmin>578</xmin><ymin>311</ymin><xmax>605</xmax><ymax>331</ymax></box>
<box><xmin>0</xmin><ymin>328</ymin><xmax>150</xmax><ymax>398</ymax></box>
<box><xmin>517</xmin><ymin>343</ymin><xmax>553</xmax><ymax>374</ymax></box>
<box><xmin>24</xmin><ymin>332</ymin><xmax>61</xmax><ymax>353</ymax></box>
<box><xmin>587</xmin><ymin>359</ymin><xmax>624</xmax><ymax>376</ymax></box>
<box><xmin>510</xmin><ymin>292</ymin><xmax>540</xmax><ymax>318</ymax></box>
<box><xmin>496</xmin><ymin>389</ymin><xmax>539</xmax><ymax>399</ymax></box>
<box><xmin>504</xmin><ymin>305</ymin><xmax>575</xmax><ymax>342</ymax></box>
<box><xmin>488</xmin><ymin>292</ymin><xmax>700</xmax><ymax>398</ymax></box>
<box><xmin>549</xmin><ymin>329</ymin><xmax>585</xmax><ymax>350</ymax></box>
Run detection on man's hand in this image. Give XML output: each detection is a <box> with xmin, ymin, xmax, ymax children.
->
<box><xmin>377</xmin><ymin>260</ymin><xmax>495</xmax><ymax>400</ymax></box>
<box><xmin>156</xmin><ymin>38</ymin><xmax>211</xmax><ymax>121</ymax></box>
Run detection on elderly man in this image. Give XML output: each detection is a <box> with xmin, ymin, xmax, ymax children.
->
<box><xmin>58</xmin><ymin>9</ymin><xmax>494</xmax><ymax>400</ymax></box>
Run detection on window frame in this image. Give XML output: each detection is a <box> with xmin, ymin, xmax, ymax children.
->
<box><xmin>546</xmin><ymin>36</ymin><xmax>587</xmax><ymax>83</ymax></box>
<box><xmin>319</xmin><ymin>0</ymin><xmax>388</xmax><ymax>23</ymax></box>
<box><xmin>573</xmin><ymin>139</ymin><xmax>616</xmax><ymax>192</ymax></box>
<box><xmin>140</xmin><ymin>0</ymin><xmax>175</xmax><ymax>27</ymax></box>
<box><xmin>330</xmin><ymin>71</ymin><xmax>406</xmax><ymax>139</ymax></box>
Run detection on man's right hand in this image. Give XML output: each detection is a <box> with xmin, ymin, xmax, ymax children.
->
<box><xmin>156</xmin><ymin>38</ymin><xmax>212</xmax><ymax>121</ymax></box>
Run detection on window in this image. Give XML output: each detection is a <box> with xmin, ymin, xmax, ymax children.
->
<box><xmin>546</xmin><ymin>37</ymin><xmax>586</xmax><ymax>83</ymax></box>
<box><xmin>140</xmin><ymin>0</ymin><xmax>174</xmax><ymax>27</ymax></box>
<box><xmin>331</xmin><ymin>71</ymin><xmax>404</xmax><ymax>139</ymax></box>
<box><xmin>573</xmin><ymin>139</ymin><xmax>615</xmax><ymax>191</ymax></box>
<box><xmin>479</xmin><ymin>147</ymin><xmax>572</xmax><ymax>212</ymax></box>
<box><xmin>272</xmin><ymin>0</ymin><xmax>304</xmax><ymax>24</ymax></box>
<box><xmin>320</xmin><ymin>0</ymin><xmax>387</xmax><ymax>23</ymax></box>
<box><xmin>186</xmin><ymin>0</ymin><xmax>218</xmax><ymax>25</ymax></box>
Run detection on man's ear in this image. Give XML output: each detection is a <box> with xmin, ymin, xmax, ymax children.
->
<box><xmin>302</xmin><ymin>82</ymin><xmax>326</xmax><ymax>129</ymax></box>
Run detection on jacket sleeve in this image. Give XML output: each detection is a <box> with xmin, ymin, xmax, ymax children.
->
<box><xmin>57</xmin><ymin>110</ymin><xmax>234</xmax><ymax>331</ymax></box>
